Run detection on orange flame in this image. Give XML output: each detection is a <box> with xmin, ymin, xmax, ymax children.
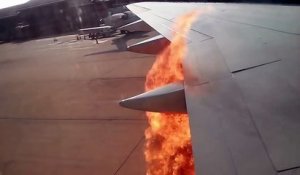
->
<box><xmin>144</xmin><ymin>11</ymin><xmax>199</xmax><ymax>175</ymax></box>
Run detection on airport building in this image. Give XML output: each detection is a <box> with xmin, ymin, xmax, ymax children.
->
<box><xmin>1</xmin><ymin>0</ymin><xmax>298</xmax><ymax>42</ymax></box>
<box><xmin>0</xmin><ymin>0</ymin><xmax>130</xmax><ymax>41</ymax></box>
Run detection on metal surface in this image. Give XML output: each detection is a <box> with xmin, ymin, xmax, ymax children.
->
<box><xmin>134</xmin><ymin>11</ymin><xmax>174</xmax><ymax>40</ymax></box>
<box><xmin>207</xmin><ymin>3</ymin><xmax>300</xmax><ymax>35</ymax></box>
<box><xmin>279</xmin><ymin>168</ymin><xmax>300</xmax><ymax>175</ymax></box>
<box><xmin>184</xmin><ymin>37</ymin><xmax>231</xmax><ymax>85</ymax></box>
<box><xmin>185</xmin><ymin>79</ymin><xmax>276</xmax><ymax>175</ymax></box>
<box><xmin>192</xmin><ymin>15</ymin><xmax>283</xmax><ymax>72</ymax></box>
<box><xmin>127</xmin><ymin>2</ymin><xmax>300</xmax><ymax>175</ymax></box>
<box><xmin>185</xmin><ymin>39</ymin><xmax>276</xmax><ymax>175</ymax></box>
<box><xmin>129</xmin><ymin>2</ymin><xmax>300</xmax><ymax>72</ymax></box>
<box><xmin>119</xmin><ymin>19</ymin><xmax>153</xmax><ymax>33</ymax></box>
<box><xmin>235</xmin><ymin>58</ymin><xmax>300</xmax><ymax>171</ymax></box>
<box><xmin>120</xmin><ymin>81</ymin><xmax>186</xmax><ymax>113</ymax></box>
<box><xmin>127</xmin><ymin>35</ymin><xmax>170</xmax><ymax>54</ymax></box>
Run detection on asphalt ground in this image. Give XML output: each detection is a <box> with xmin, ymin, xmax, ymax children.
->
<box><xmin>0</xmin><ymin>32</ymin><xmax>157</xmax><ymax>175</ymax></box>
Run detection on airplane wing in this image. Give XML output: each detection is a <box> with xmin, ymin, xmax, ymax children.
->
<box><xmin>124</xmin><ymin>2</ymin><xmax>300</xmax><ymax>175</ymax></box>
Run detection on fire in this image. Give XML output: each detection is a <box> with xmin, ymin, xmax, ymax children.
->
<box><xmin>144</xmin><ymin>11</ymin><xmax>199</xmax><ymax>175</ymax></box>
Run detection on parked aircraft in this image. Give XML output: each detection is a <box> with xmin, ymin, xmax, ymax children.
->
<box><xmin>78</xmin><ymin>26</ymin><xmax>115</xmax><ymax>39</ymax></box>
<box><xmin>78</xmin><ymin>10</ymin><xmax>144</xmax><ymax>39</ymax></box>
<box><xmin>100</xmin><ymin>11</ymin><xmax>138</xmax><ymax>28</ymax></box>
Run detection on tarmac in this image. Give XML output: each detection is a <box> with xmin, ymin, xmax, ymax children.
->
<box><xmin>0</xmin><ymin>32</ymin><xmax>157</xmax><ymax>175</ymax></box>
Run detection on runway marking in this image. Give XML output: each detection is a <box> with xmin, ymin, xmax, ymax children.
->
<box><xmin>113</xmin><ymin>136</ymin><xmax>145</xmax><ymax>175</ymax></box>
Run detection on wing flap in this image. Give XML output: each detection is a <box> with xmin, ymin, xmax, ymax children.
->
<box><xmin>235</xmin><ymin>57</ymin><xmax>300</xmax><ymax>171</ymax></box>
<box><xmin>186</xmin><ymin>78</ymin><xmax>276</xmax><ymax>175</ymax></box>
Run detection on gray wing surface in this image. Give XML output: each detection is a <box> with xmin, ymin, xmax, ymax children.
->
<box><xmin>127</xmin><ymin>2</ymin><xmax>300</xmax><ymax>175</ymax></box>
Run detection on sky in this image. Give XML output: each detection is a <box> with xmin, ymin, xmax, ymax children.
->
<box><xmin>0</xmin><ymin>0</ymin><xmax>30</xmax><ymax>9</ymax></box>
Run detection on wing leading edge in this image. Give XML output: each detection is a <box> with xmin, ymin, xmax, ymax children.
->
<box><xmin>127</xmin><ymin>2</ymin><xmax>300</xmax><ymax>175</ymax></box>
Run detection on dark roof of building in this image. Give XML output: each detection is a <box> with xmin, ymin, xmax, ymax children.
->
<box><xmin>0</xmin><ymin>0</ymin><xmax>70</xmax><ymax>19</ymax></box>
<box><xmin>0</xmin><ymin>7</ymin><xmax>19</xmax><ymax>19</ymax></box>
<box><xmin>19</xmin><ymin>0</ymin><xmax>65</xmax><ymax>9</ymax></box>
<box><xmin>0</xmin><ymin>0</ymin><xmax>113</xmax><ymax>19</ymax></box>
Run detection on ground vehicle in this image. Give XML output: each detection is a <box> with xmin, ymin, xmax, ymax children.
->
<box><xmin>78</xmin><ymin>26</ymin><xmax>115</xmax><ymax>39</ymax></box>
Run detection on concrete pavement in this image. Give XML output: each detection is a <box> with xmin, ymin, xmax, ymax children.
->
<box><xmin>0</xmin><ymin>32</ymin><xmax>156</xmax><ymax>175</ymax></box>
